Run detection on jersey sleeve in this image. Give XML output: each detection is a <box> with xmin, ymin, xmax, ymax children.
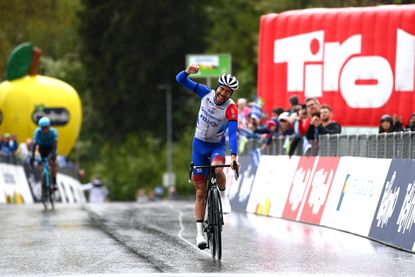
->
<box><xmin>52</xmin><ymin>128</ymin><xmax>58</xmax><ymax>141</ymax></box>
<box><xmin>225</xmin><ymin>104</ymin><xmax>238</xmax><ymax>121</ymax></box>
<box><xmin>227</xmin><ymin>120</ymin><xmax>238</xmax><ymax>156</ymax></box>
<box><xmin>176</xmin><ymin>70</ymin><xmax>211</xmax><ymax>99</ymax></box>
<box><xmin>33</xmin><ymin>129</ymin><xmax>40</xmax><ymax>144</ymax></box>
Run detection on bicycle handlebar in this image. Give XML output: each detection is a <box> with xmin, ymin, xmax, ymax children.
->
<box><xmin>188</xmin><ymin>161</ymin><xmax>239</xmax><ymax>182</ymax></box>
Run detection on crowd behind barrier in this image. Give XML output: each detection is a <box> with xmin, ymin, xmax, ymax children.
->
<box><xmin>229</xmin><ymin>96</ymin><xmax>415</xmax><ymax>254</ymax></box>
<box><xmin>241</xmin><ymin>131</ymin><xmax>415</xmax><ymax>160</ymax></box>
<box><xmin>235</xmin><ymin>96</ymin><xmax>415</xmax><ymax>160</ymax></box>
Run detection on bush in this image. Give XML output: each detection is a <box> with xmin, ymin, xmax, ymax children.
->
<box><xmin>74</xmin><ymin>128</ymin><xmax>196</xmax><ymax>200</ymax></box>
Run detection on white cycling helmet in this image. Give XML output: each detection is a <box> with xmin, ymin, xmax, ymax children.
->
<box><xmin>218</xmin><ymin>74</ymin><xmax>239</xmax><ymax>91</ymax></box>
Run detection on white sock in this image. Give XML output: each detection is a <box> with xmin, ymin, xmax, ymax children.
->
<box><xmin>196</xmin><ymin>221</ymin><xmax>204</xmax><ymax>234</ymax></box>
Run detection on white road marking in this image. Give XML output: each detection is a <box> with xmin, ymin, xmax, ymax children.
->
<box><xmin>168</xmin><ymin>203</ymin><xmax>211</xmax><ymax>257</ymax></box>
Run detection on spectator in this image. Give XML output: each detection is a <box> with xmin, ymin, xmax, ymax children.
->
<box><xmin>247</xmin><ymin>112</ymin><xmax>261</xmax><ymax>132</ymax></box>
<box><xmin>78</xmin><ymin>168</ymin><xmax>86</xmax><ymax>183</ymax></box>
<box><xmin>9</xmin><ymin>134</ymin><xmax>18</xmax><ymax>154</ymax></box>
<box><xmin>278</xmin><ymin>112</ymin><xmax>294</xmax><ymax>138</ymax></box>
<box><xmin>154</xmin><ymin>185</ymin><xmax>164</xmax><ymax>201</ymax></box>
<box><xmin>250</xmin><ymin>97</ymin><xmax>265</xmax><ymax>125</ymax></box>
<box><xmin>296</xmin><ymin>97</ymin><xmax>320</xmax><ymax>140</ymax></box>
<box><xmin>295</xmin><ymin>98</ymin><xmax>321</xmax><ymax>155</ymax></box>
<box><xmin>237</xmin><ymin>98</ymin><xmax>249</xmax><ymax>128</ymax></box>
<box><xmin>379</xmin><ymin>114</ymin><xmax>404</xmax><ymax>133</ymax></box>
<box><xmin>136</xmin><ymin>188</ymin><xmax>148</xmax><ymax>202</ymax></box>
<box><xmin>81</xmin><ymin>177</ymin><xmax>109</xmax><ymax>203</ymax></box>
<box><xmin>287</xmin><ymin>95</ymin><xmax>299</xmax><ymax>115</ymax></box>
<box><xmin>260</xmin><ymin>119</ymin><xmax>279</xmax><ymax>150</ymax></box>
<box><xmin>18</xmin><ymin>138</ymin><xmax>33</xmax><ymax>163</ymax></box>
<box><xmin>271</xmin><ymin>107</ymin><xmax>285</xmax><ymax>120</ymax></box>
<box><xmin>288</xmin><ymin>104</ymin><xmax>309</xmax><ymax>157</ymax></box>
<box><xmin>311</xmin><ymin>104</ymin><xmax>342</xmax><ymax>135</ymax></box>
<box><xmin>1</xmin><ymin>133</ymin><xmax>15</xmax><ymax>162</ymax></box>
<box><xmin>237</xmin><ymin>98</ymin><xmax>249</xmax><ymax>116</ymax></box>
<box><xmin>238</xmin><ymin>112</ymin><xmax>260</xmax><ymax>139</ymax></box>
<box><xmin>406</xmin><ymin>113</ymin><xmax>415</xmax><ymax>131</ymax></box>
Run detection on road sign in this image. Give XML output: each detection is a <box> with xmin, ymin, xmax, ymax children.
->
<box><xmin>186</xmin><ymin>54</ymin><xmax>231</xmax><ymax>77</ymax></box>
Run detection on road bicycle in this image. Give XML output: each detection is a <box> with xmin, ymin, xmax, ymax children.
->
<box><xmin>189</xmin><ymin>161</ymin><xmax>239</xmax><ymax>260</ymax></box>
<box><xmin>38</xmin><ymin>157</ymin><xmax>55</xmax><ymax>210</ymax></box>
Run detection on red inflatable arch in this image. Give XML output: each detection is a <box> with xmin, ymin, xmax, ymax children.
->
<box><xmin>258</xmin><ymin>5</ymin><xmax>415</xmax><ymax>126</ymax></box>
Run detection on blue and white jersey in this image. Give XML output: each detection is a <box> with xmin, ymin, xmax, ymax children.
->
<box><xmin>195</xmin><ymin>90</ymin><xmax>237</xmax><ymax>143</ymax></box>
<box><xmin>176</xmin><ymin>70</ymin><xmax>239</xmax><ymax>155</ymax></box>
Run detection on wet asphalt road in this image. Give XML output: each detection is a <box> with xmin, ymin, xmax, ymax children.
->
<box><xmin>0</xmin><ymin>201</ymin><xmax>414</xmax><ymax>276</ymax></box>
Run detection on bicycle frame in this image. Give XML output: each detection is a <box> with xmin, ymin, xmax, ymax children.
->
<box><xmin>39</xmin><ymin>157</ymin><xmax>54</xmax><ymax>210</ymax></box>
<box><xmin>41</xmin><ymin>157</ymin><xmax>50</xmax><ymax>188</ymax></box>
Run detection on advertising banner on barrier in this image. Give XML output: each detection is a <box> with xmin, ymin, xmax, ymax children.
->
<box><xmin>321</xmin><ymin>157</ymin><xmax>391</xmax><ymax>236</ymax></box>
<box><xmin>228</xmin><ymin>150</ymin><xmax>260</xmax><ymax>211</ymax></box>
<box><xmin>57</xmin><ymin>173</ymin><xmax>86</xmax><ymax>204</ymax></box>
<box><xmin>246</xmin><ymin>155</ymin><xmax>299</xmax><ymax>217</ymax></box>
<box><xmin>0</xmin><ymin>163</ymin><xmax>33</xmax><ymax>204</ymax></box>
<box><xmin>283</xmin><ymin>157</ymin><xmax>340</xmax><ymax>224</ymax></box>
<box><xmin>369</xmin><ymin>159</ymin><xmax>415</xmax><ymax>252</ymax></box>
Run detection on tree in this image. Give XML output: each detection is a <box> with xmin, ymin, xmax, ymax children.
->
<box><xmin>78</xmin><ymin>0</ymin><xmax>209</xmax><ymax>141</ymax></box>
<box><xmin>0</xmin><ymin>0</ymin><xmax>82</xmax><ymax>78</ymax></box>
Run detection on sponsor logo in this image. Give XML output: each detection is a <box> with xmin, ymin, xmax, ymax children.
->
<box><xmin>230</xmin><ymin>107</ymin><xmax>236</xmax><ymax>119</ymax></box>
<box><xmin>208</xmin><ymin>107</ymin><xmax>216</xmax><ymax>114</ymax></box>
<box><xmin>3</xmin><ymin>172</ymin><xmax>15</xmax><ymax>185</ymax></box>
<box><xmin>283</xmin><ymin>157</ymin><xmax>340</xmax><ymax>224</ymax></box>
<box><xmin>274</xmin><ymin>29</ymin><xmax>415</xmax><ymax>108</ymax></box>
<box><xmin>369</xmin><ymin>160</ymin><xmax>415</xmax><ymax>252</ymax></box>
<box><xmin>397</xmin><ymin>180</ymin><xmax>415</xmax><ymax>234</ymax></box>
<box><xmin>199</xmin><ymin>113</ymin><xmax>218</xmax><ymax>127</ymax></box>
<box><xmin>229</xmin><ymin>154</ymin><xmax>258</xmax><ymax>210</ymax></box>
<box><xmin>336</xmin><ymin>174</ymin><xmax>350</xmax><ymax>211</ymax></box>
<box><xmin>32</xmin><ymin>104</ymin><xmax>70</xmax><ymax>126</ymax></box>
<box><xmin>375</xmin><ymin>171</ymin><xmax>400</xmax><ymax>229</ymax></box>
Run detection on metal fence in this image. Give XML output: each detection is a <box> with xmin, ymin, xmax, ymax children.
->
<box><xmin>241</xmin><ymin>131</ymin><xmax>415</xmax><ymax>160</ymax></box>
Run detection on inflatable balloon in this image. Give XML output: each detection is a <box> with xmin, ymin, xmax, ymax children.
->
<box><xmin>0</xmin><ymin>42</ymin><xmax>82</xmax><ymax>156</ymax></box>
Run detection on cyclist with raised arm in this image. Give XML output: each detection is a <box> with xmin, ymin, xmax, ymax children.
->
<box><xmin>176</xmin><ymin>64</ymin><xmax>240</xmax><ymax>249</ymax></box>
<box><xmin>31</xmin><ymin>117</ymin><xmax>58</xmax><ymax>191</ymax></box>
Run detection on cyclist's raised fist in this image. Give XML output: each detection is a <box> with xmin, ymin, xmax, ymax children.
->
<box><xmin>186</xmin><ymin>64</ymin><xmax>199</xmax><ymax>75</ymax></box>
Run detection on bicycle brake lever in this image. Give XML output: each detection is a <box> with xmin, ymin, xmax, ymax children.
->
<box><xmin>232</xmin><ymin>160</ymin><xmax>239</xmax><ymax>180</ymax></box>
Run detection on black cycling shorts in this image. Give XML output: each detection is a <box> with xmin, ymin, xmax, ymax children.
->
<box><xmin>39</xmin><ymin>145</ymin><xmax>53</xmax><ymax>159</ymax></box>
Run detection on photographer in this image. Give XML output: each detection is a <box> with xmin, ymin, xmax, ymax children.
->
<box><xmin>288</xmin><ymin>104</ymin><xmax>308</xmax><ymax>157</ymax></box>
<box><xmin>309</xmin><ymin>104</ymin><xmax>342</xmax><ymax>135</ymax></box>
<box><xmin>299</xmin><ymin>97</ymin><xmax>320</xmax><ymax>141</ymax></box>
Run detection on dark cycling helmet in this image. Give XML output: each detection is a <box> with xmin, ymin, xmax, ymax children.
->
<box><xmin>218</xmin><ymin>74</ymin><xmax>239</xmax><ymax>91</ymax></box>
<box><xmin>38</xmin><ymin>117</ymin><xmax>51</xmax><ymax>128</ymax></box>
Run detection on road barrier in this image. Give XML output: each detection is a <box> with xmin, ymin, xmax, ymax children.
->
<box><xmin>225</xmin><ymin>151</ymin><xmax>415</xmax><ymax>253</ymax></box>
<box><xmin>0</xmin><ymin>162</ymin><xmax>85</xmax><ymax>204</ymax></box>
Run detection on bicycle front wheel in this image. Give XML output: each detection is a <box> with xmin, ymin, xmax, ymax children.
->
<box><xmin>210</xmin><ymin>188</ymin><xmax>223</xmax><ymax>260</ymax></box>
<box><xmin>41</xmin><ymin>174</ymin><xmax>48</xmax><ymax>210</ymax></box>
<box><xmin>49</xmin><ymin>182</ymin><xmax>55</xmax><ymax>210</ymax></box>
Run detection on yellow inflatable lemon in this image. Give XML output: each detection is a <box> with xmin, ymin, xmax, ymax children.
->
<box><xmin>0</xmin><ymin>42</ymin><xmax>82</xmax><ymax>156</ymax></box>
